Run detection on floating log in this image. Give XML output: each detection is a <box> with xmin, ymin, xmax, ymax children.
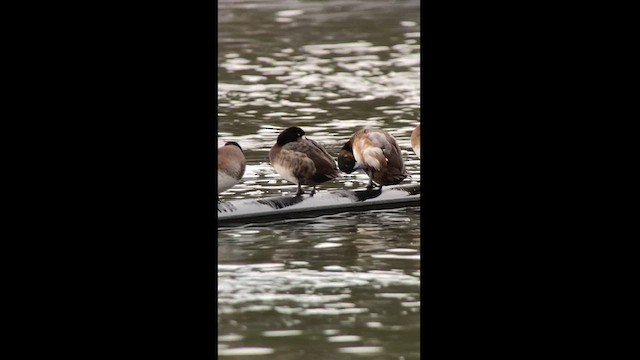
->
<box><xmin>218</xmin><ymin>183</ymin><xmax>421</xmax><ymax>226</ymax></box>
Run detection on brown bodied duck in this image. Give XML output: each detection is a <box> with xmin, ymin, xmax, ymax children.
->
<box><xmin>338</xmin><ymin>128</ymin><xmax>408</xmax><ymax>189</ymax></box>
<box><xmin>218</xmin><ymin>141</ymin><xmax>246</xmax><ymax>194</ymax></box>
<box><xmin>270</xmin><ymin>126</ymin><xmax>339</xmax><ymax>196</ymax></box>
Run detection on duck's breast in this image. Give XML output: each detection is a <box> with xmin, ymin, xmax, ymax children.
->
<box><xmin>218</xmin><ymin>170</ymin><xmax>240</xmax><ymax>193</ymax></box>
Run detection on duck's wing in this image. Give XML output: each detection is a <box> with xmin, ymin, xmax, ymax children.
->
<box><xmin>305</xmin><ymin>137</ymin><xmax>334</xmax><ymax>158</ymax></box>
<box><xmin>387</xmin><ymin>134</ymin><xmax>408</xmax><ymax>175</ymax></box>
<box><xmin>306</xmin><ymin>138</ymin><xmax>340</xmax><ymax>179</ymax></box>
<box><xmin>285</xmin><ymin>139</ymin><xmax>338</xmax><ymax>172</ymax></box>
<box><xmin>383</xmin><ymin>132</ymin><xmax>403</xmax><ymax>157</ymax></box>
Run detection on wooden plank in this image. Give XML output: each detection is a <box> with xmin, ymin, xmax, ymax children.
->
<box><xmin>218</xmin><ymin>183</ymin><xmax>421</xmax><ymax>226</ymax></box>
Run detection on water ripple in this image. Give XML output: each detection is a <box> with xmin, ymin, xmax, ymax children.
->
<box><xmin>218</xmin><ymin>1</ymin><xmax>420</xmax><ymax>358</ymax></box>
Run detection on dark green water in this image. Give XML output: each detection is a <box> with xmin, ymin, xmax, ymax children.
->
<box><xmin>218</xmin><ymin>0</ymin><xmax>420</xmax><ymax>358</ymax></box>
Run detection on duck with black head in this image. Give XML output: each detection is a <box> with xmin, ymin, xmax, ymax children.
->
<box><xmin>411</xmin><ymin>124</ymin><xmax>420</xmax><ymax>158</ymax></box>
<box><xmin>270</xmin><ymin>126</ymin><xmax>339</xmax><ymax>196</ymax></box>
<box><xmin>338</xmin><ymin>128</ymin><xmax>408</xmax><ymax>189</ymax></box>
<box><xmin>218</xmin><ymin>141</ymin><xmax>246</xmax><ymax>194</ymax></box>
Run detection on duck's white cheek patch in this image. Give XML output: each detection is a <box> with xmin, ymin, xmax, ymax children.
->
<box><xmin>273</xmin><ymin>163</ymin><xmax>299</xmax><ymax>184</ymax></box>
<box><xmin>218</xmin><ymin>171</ymin><xmax>239</xmax><ymax>193</ymax></box>
<box><xmin>415</xmin><ymin>147</ymin><xmax>421</xmax><ymax>158</ymax></box>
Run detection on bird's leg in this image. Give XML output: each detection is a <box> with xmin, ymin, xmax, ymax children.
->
<box><xmin>296</xmin><ymin>183</ymin><xmax>304</xmax><ymax>196</ymax></box>
<box><xmin>366</xmin><ymin>178</ymin><xmax>374</xmax><ymax>190</ymax></box>
<box><xmin>366</xmin><ymin>170</ymin><xmax>375</xmax><ymax>190</ymax></box>
<box><xmin>310</xmin><ymin>185</ymin><xmax>317</xmax><ymax>196</ymax></box>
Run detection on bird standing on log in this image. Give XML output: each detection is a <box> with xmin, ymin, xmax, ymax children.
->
<box><xmin>338</xmin><ymin>128</ymin><xmax>408</xmax><ymax>189</ymax></box>
<box><xmin>270</xmin><ymin>126</ymin><xmax>339</xmax><ymax>196</ymax></box>
<box><xmin>218</xmin><ymin>141</ymin><xmax>246</xmax><ymax>194</ymax></box>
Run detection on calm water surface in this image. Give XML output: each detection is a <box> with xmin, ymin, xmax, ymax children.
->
<box><xmin>218</xmin><ymin>0</ymin><xmax>420</xmax><ymax>358</ymax></box>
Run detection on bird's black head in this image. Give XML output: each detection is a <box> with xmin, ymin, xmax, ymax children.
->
<box><xmin>225</xmin><ymin>141</ymin><xmax>243</xmax><ymax>152</ymax></box>
<box><xmin>337</xmin><ymin>141</ymin><xmax>357</xmax><ymax>173</ymax></box>
<box><xmin>277</xmin><ymin>126</ymin><xmax>305</xmax><ymax>145</ymax></box>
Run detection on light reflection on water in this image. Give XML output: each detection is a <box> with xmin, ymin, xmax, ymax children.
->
<box><xmin>218</xmin><ymin>0</ymin><xmax>420</xmax><ymax>358</ymax></box>
<box><xmin>219</xmin><ymin>210</ymin><xmax>421</xmax><ymax>359</ymax></box>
